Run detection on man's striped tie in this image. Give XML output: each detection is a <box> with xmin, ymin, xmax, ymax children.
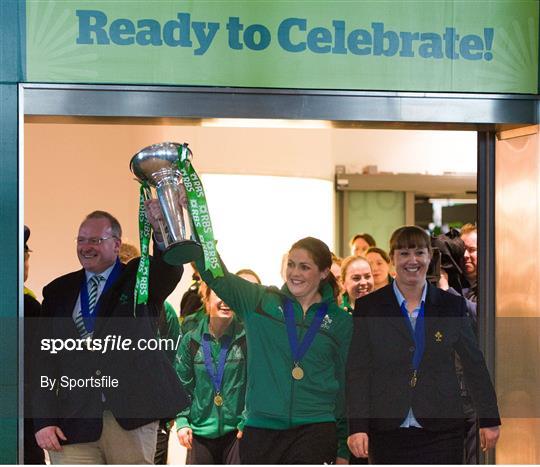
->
<box><xmin>88</xmin><ymin>274</ymin><xmax>104</xmax><ymax>314</ymax></box>
<box><xmin>75</xmin><ymin>274</ymin><xmax>104</xmax><ymax>338</ymax></box>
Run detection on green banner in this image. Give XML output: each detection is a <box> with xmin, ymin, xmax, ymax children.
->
<box><xmin>26</xmin><ymin>0</ymin><xmax>538</xmax><ymax>93</ymax></box>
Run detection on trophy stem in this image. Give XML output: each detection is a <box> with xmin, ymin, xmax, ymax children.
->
<box><xmin>155</xmin><ymin>179</ymin><xmax>185</xmax><ymax>243</ymax></box>
<box><xmin>157</xmin><ymin>218</ymin><xmax>170</xmax><ymax>248</ymax></box>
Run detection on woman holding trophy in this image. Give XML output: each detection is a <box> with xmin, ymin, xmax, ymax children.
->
<box><xmin>130</xmin><ymin>141</ymin><xmax>351</xmax><ymax>464</ymax></box>
<box><xmin>195</xmin><ymin>237</ymin><xmax>352</xmax><ymax>464</ymax></box>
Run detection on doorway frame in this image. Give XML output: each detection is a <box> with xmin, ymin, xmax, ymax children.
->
<box><xmin>19</xmin><ymin>83</ymin><xmax>539</xmax><ymax>463</ymax></box>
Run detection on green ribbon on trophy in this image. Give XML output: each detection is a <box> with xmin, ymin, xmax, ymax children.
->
<box><xmin>177</xmin><ymin>144</ymin><xmax>224</xmax><ymax>278</ymax></box>
<box><xmin>134</xmin><ymin>182</ymin><xmax>152</xmax><ymax>311</ymax></box>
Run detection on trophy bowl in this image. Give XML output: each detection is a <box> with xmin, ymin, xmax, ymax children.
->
<box><xmin>130</xmin><ymin>142</ymin><xmax>202</xmax><ymax>266</ymax></box>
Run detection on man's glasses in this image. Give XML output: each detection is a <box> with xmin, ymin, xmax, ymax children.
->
<box><xmin>76</xmin><ymin>236</ymin><xmax>118</xmax><ymax>245</ymax></box>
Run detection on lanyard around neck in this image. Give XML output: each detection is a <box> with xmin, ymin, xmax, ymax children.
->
<box><xmin>284</xmin><ymin>298</ymin><xmax>328</xmax><ymax>365</ymax></box>
<box><xmin>399</xmin><ymin>300</ymin><xmax>425</xmax><ymax>372</ymax></box>
<box><xmin>201</xmin><ymin>333</ymin><xmax>232</xmax><ymax>395</ymax></box>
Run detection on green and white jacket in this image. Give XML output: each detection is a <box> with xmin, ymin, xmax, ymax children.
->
<box><xmin>175</xmin><ymin>315</ymin><xmax>247</xmax><ymax>438</ymax></box>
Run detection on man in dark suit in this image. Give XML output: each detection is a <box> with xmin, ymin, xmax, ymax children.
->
<box><xmin>32</xmin><ymin>204</ymin><xmax>188</xmax><ymax>464</ymax></box>
<box><xmin>347</xmin><ymin>226</ymin><xmax>500</xmax><ymax>464</ymax></box>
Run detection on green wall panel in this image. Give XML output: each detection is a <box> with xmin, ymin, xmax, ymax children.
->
<box><xmin>0</xmin><ymin>1</ymin><xmax>24</xmax><ymax>464</ymax></box>
<box><xmin>0</xmin><ymin>83</ymin><xmax>20</xmax><ymax>464</ymax></box>
<box><xmin>346</xmin><ymin>191</ymin><xmax>405</xmax><ymax>255</ymax></box>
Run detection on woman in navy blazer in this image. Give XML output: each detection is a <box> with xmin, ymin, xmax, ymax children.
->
<box><xmin>347</xmin><ymin>226</ymin><xmax>500</xmax><ymax>464</ymax></box>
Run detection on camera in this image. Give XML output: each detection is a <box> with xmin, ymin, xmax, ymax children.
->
<box><xmin>427</xmin><ymin>247</ymin><xmax>441</xmax><ymax>284</ymax></box>
<box><xmin>429</xmin><ymin>231</ymin><xmax>467</xmax><ymax>291</ymax></box>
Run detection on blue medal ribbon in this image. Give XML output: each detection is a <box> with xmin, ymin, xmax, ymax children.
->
<box><xmin>284</xmin><ymin>298</ymin><xmax>328</xmax><ymax>367</ymax></box>
<box><xmin>202</xmin><ymin>332</ymin><xmax>232</xmax><ymax>397</ymax></box>
<box><xmin>80</xmin><ymin>259</ymin><xmax>122</xmax><ymax>334</ymax></box>
<box><xmin>399</xmin><ymin>301</ymin><xmax>425</xmax><ymax>382</ymax></box>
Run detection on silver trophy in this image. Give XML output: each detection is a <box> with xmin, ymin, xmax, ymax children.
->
<box><xmin>130</xmin><ymin>142</ymin><xmax>202</xmax><ymax>266</ymax></box>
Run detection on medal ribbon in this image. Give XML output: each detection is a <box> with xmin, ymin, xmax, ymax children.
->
<box><xmin>202</xmin><ymin>333</ymin><xmax>232</xmax><ymax>396</ymax></box>
<box><xmin>176</xmin><ymin>144</ymin><xmax>224</xmax><ymax>278</ymax></box>
<box><xmin>399</xmin><ymin>301</ymin><xmax>426</xmax><ymax>373</ymax></box>
<box><xmin>284</xmin><ymin>299</ymin><xmax>328</xmax><ymax>365</ymax></box>
<box><xmin>134</xmin><ymin>182</ymin><xmax>152</xmax><ymax>312</ymax></box>
<box><xmin>80</xmin><ymin>258</ymin><xmax>122</xmax><ymax>333</ymax></box>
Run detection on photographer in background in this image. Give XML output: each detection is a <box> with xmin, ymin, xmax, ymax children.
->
<box><xmin>429</xmin><ymin>227</ymin><xmax>480</xmax><ymax>464</ymax></box>
<box><xmin>430</xmin><ymin>229</ymin><xmax>477</xmax><ymax>328</ymax></box>
<box><xmin>460</xmin><ymin>224</ymin><xmax>478</xmax><ymax>304</ymax></box>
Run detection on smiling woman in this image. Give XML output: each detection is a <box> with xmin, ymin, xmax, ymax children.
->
<box><xmin>286</xmin><ymin>238</ymin><xmax>340</xmax><ymax>310</ymax></box>
<box><xmin>174</xmin><ymin>270</ymin><xmax>257</xmax><ymax>464</ymax></box>
<box><xmin>366</xmin><ymin>247</ymin><xmax>392</xmax><ymax>291</ymax></box>
<box><xmin>340</xmin><ymin>256</ymin><xmax>374</xmax><ymax>314</ymax></box>
<box><xmin>347</xmin><ymin>225</ymin><xmax>501</xmax><ymax>465</ymax></box>
<box><xmin>389</xmin><ymin>226</ymin><xmax>432</xmax><ymax>295</ymax></box>
<box><xmin>196</xmin><ymin>235</ymin><xmax>352</xmax><ymax>464</ymax></box>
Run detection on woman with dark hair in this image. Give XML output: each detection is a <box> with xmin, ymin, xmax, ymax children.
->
<box><xmin>350</xmin><ymin>233</ymin><xmax>376</xmax><ymax>256</ymax></box>
<box><xmin>196</xmin><ymin>237</ymin><xmax>352</xmax><ymax>464</ymax></box>
<box><xmin>347</xmin><ymin>226</ymin><xmax>500</xmax><ymax>464</ymax></box>
<box><xmin>366</xmin><ymin>246</ymin><xmax>392</xmax><ymax>291</ymax></box>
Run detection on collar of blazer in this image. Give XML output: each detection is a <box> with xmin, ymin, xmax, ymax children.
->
<box><xmin>375</xmin><ymin>283</ymin><xmax>444</xmax><ymax>343</ymax></box>
<box><xmin>54</xmin><ymin>269</ymin><xmax>86</xmax><ymax>318</ymax></box>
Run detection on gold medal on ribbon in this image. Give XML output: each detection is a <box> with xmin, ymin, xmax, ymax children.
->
<box><xmin>292</xmin><ymin>365</ymin><xmax>304</xmax><ymax>380</ymax></box>
<box><xmin>410</xmin><ymin>370</ymin><xmax>418</xmax><ymax>388</ymax></box>
<box><xmin>214</xmin><ymin>394</ymin><xmax>224</xmax><ymax>406</ymax></box>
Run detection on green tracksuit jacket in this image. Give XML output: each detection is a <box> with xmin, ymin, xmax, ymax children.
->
<box><xmin>198</xmin><ymin>263</ymin><xmax>352</xmax><ymax>459</ymax></box>
<box><xmin>175</xmin><ymin>315</ymin><xmax>247</xmax><ymax>438</ymax></box>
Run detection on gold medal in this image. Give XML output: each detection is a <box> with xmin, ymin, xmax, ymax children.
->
<box><xmin>292</xmin><ymin>365</ymin><xmax>304</xmax><ymax>380</ymax></box>
<box><xmin>410</xmin><ymin>370</ymin><xmax>418</xmax><ymax>388</ymax></box>
<box><xmin>214</xmin><ymin>394</ymin><xmax>223</xmax><ymax>406</ymax></box>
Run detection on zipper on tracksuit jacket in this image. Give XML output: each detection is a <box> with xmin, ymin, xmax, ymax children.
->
<box><xmin>288</xmin><ymin>302</ymin><xmax>309</xmax><ymax>428</ymax></box>
<box><xmin>218</xmin><ymin>406</ymin><xmax>224</xmax><ymax>437</ymax></box>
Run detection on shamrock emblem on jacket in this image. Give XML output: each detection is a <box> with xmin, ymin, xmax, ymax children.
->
<box><xmin>119</xmin><ymin>293</ymin><xmax>129</xmax><ymax>305</ymax></box>
<box><xmin>321</xmin><ymin>315</ymin><xmax>333</xmax><ymax>330</ymax></box>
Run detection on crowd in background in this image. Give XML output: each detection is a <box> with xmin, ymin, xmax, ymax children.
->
<box><xmin>24</xmin><ymin>207</ymin><xmax>498</xmax><ymax>465</ymax></box>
